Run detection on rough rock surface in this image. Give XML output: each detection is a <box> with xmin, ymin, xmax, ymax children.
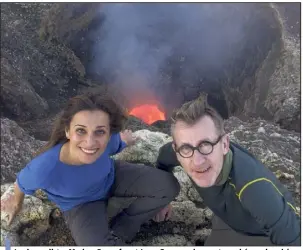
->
<box><xmin>0</xmin><ymin>3</ymin><xmax>87</xmax><ymax>122</ymax></box>
<box><xmin>0</xmin><ymin>116</ymin><xmax>300</xmax><ymax>246</ymax></box>
<box><xmin>1</xmin><ymin>184</ymin><xmax>52</xmax><ymax>246</ymax></box>
<box><xmin>0</xmin><ymin>118</ymin><xmax>45</xmax><ymax>183</ymax></box>
<box><xmin>241</xmin><ymin>3</ymin><xmax>300</xmax><ymax>132</ymax></box>
<box><xmin>113</xmin><ymin>129</ymin><xmax>172</xmax><ymax>166</ymax></box>
<box><xmin>264</xmin><ymin>33</ymin><xmax>300</xmax><ymax>132</ymax></box>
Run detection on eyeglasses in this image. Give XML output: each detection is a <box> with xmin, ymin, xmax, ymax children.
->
<box><xmin>174</xmin><ymin>134</ymin><xmax>225</xmax><ymax>158</ymax></box>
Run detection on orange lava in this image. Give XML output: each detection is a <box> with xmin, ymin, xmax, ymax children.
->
<box><xmin>129</xmin><ymin>104</ymin><xmax>165</xmax><ymax>124</ymax></box>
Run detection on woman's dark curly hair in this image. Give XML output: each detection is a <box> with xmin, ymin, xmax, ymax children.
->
<box><xmin>36</xmin><ymin>91</ymin><xmax>128</xmax><ymax>156</ymax></box>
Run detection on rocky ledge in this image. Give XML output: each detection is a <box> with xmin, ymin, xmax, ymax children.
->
<box><xmin>0</xmin><ymin>116</ymin><xmax>300</xmax><ymax>246</ymax></box>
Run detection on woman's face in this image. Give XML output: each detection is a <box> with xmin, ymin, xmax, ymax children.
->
<box><xmin>65</xmin><ymin>110</ymin><xmax>111</xmax><ymax>165</ymax></box>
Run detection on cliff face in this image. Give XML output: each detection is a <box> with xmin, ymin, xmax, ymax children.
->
<box><xmin>1</xmin><ymin>3</ymin><xmax>86</xmax><ymax>122</ymax></box>
<box><xmin>241</xmin><ymin>3</ymin><xmax>300</xmax><ymax>132</ymax></box>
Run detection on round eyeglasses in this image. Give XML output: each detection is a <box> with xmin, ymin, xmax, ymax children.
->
<box><xmin>175</xmin><ymin>134</ymin><xmax>225</xmax><ymax>158</ymax></box>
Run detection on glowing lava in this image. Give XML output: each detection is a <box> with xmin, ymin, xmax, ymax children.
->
<box><xmin>129</xmin><ymin>104</ymin><xmax>166</xmax><ymax>124</ymax></box>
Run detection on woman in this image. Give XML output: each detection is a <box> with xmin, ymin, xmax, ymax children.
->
<box><xmin>1</xmin><ymin>91</ymin><xmax>180</xmax><ymax>246</ymax></box>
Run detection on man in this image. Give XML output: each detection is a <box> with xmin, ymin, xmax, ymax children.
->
<box><xmin>155</xmin><ymin>94</ymin><xmax>300</xmax><ymax>246</ymax></box>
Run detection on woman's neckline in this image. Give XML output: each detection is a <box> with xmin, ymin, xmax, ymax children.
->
<box><xmin>57</xmin><ymin>143</ymin><xmax>88</xmax><ymax>167</ymax></box>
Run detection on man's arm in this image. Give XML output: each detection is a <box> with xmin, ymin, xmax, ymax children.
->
<box><xmin>239</xmin><ymin>180</ymin><xmax>300</xmax><ymax>245</ymax></box>
<box><xmin>156</xmin><ymin>142</ymin><xmax>180</xmax><ymax>172</ymax></box>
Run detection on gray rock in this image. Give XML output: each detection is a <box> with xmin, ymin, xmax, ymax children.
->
<box><xmin>270</xmin><ymin>132</ymin><xmax>281</xmax><ymax>138</ymax></box>
<box><xmin>262</xmin><ymin>4</ymin><xmax>300</xmax><ymax>132</ymax></box>
<box><xmin>114</xmin><ymin>129</ymin><xmax>172</xmax><ymax>166</ymax></box>
<box><xmin>188</xmin><ymin>187</ymin><xmax>204</xmax><ymax>204</ymax></box>
<box><xmin>173</xmin><ymin>169</ymin><xmax>192</xmax><ymax>202</ymax></box>
<box><xmin>1</xmin><ymin>3</ymin><xmax>87</xmax><ymax>122</ymax></box>
<box><xmin>0</xmin><ymin>116</ymin><xmax>300</xmax><ymax>246</ymax></box>
<box><xmin>226</xmin><ymin>117</ymin><xmax>300</xmax><ymax>177</ymax></box>
<box><xmin>191</xmin><ymin>228</ymin><xmax>212</xmax><ymax>245</ymax></box>
<box><xmin>173</xmin><ymin>168</ymin><xmax>202</xmax><ymax>203</ymax></box>
<box><xmin>0</xmin><ymin>229</ymin><xmax>20</xmax><ymax>247</ymax></box>
<box><xmin>0</xmin><ymin>57</ymin><xmax>49</xmax><ymax>121</ymax></box>
<box><xmin>203</xmin><ymin>208</ymin><xmax>214</xmax><ymax>221</ymax></box>
<box><xmin>0</xmin><ymin>118</ymin><xmax>45</xmax><ymax>184</ymax></box>
<box><xmin>257</xmin><ymin>127</ymin><xmax>266</xmax><ymax>133</ymax></box>
<box><xmin>1</xmin><ymin>184</ymin><xmax>52</xmax><ymax>246</ymax></box>
<box><xmin>133</xmin><ymin>234</ymin><xmax>189</xmax><ymax>246</ymax></box>
<box><xmin>170</xmin><ymin>201</ymin><xmax>206</xmax><ymax>227</ymax></box>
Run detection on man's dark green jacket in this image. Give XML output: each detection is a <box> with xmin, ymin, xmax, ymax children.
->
<box><xmin>157</xmin><ymin>141</ymin><xmax>301</xmax><ymax>246</ymax></box>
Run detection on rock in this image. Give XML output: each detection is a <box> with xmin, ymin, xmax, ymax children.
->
<box><xmin>39</xmin><ymin>3</ymin><xmax>100</xmax><ymax>51</ymax></box>
<box><xmin>270</xmin><ymin>132</ymin><xmax>281</xmax><ymax>138</ymax></box>
<box><xmin>1</xmin><ymin>184</ymin><xmax>11</xmax><ymax>196</ymax></box>
<box><xmin>275</xmin><ymin>170</ymin><xmax>295</xmax><ymax>180</ymax></box>
<box><xmin>17</xmin><ymin>115</ymin><xmax>58</xmax><ymax>141</ymax></box>
<box><xmin>0</xmin><ymin>116</ymin><xmax>300</xmax><ymax>246</ymax></box>
<box><xmin>114</xmin><ymin>129</ymin><xmax>172</xmax><ymax>166</ymax></box>
<box><xmin>0</xmin><ymin>230</ymin><xmax>20</xmax><ymax>247</ymax></box>
<box><xmin>173</xmin><ymin>169</ymin><xmax>191</xmax><ymax>202</ymax></box>
<box><xmin>124</xmin><ymin>116</ymin><xmax>166</xmax><ymax>134</ymax></box>
<box><xmin>295</xmin><ymin>182</ymin><xmax>300</xmax><ymax>194</ymax></box>
<box><xmin>235</xmin><ymin>3</ymin><xmax>300</xmax><ymax>132</ymax></box>
<box><xmin>1</xmin><ymin>3</ymin><xmax>87</xmax><ymax>122</ymax></box>
<box><xmin>1</xmin><ymin>184</ymin><xmax>52</xmax><ymax>246</ymax></box>
<box><xmin>170</xmin><ymin>201</ymin><xmax>206</xmax><ymax>227</ymax></box>
<box><xmin>0</xmin><ymin>118</ymin><xmax>45</xmax><ymax>184</ymax></box>
<box><xmin>262</xmin><ymin>4</ymin><xmax>300</xmax><ymax>132</ymax></box>
<box><xmin>133</xmin><ymin>234</ymin><xmax>189</xmax><ymax>246</ymax></box>
<box><xmin>264</xmin><ymin>34</ymin><xmax>300</xmax><ymax>132</ymax></box>
<box><xmin>225</xmin><ymin>117</ymin><xmax>300</xmax><ymax>177</ymax></box>
<box><xmin>188</xmin><ymin>187</ymin><xmax>204</xmax><ymax>204</ymax></box>
<box><xmin>191</xmin><ymin>228</ymin><xmax>212</xmax><ymax>245</ymax></box>
<box><xmin>173</xmin><ymin>168</ymin><xmax>202</xmax><ymax>203</ymax></box>
<box><xmin>203</xmin><ymin>208</ymin><xmax>214</xmax><ymax>221</ymax></box>
<box><xmin>257</xmin><ymin>127</ymin><xmax>266</xmax><ymax>133</ymax></box>
<box><xmin>151</xmin><ymin>120</ymin><xmax>172</xmax><ymax>135</ymax></box>
<box><xmin>0</xmin><ymin>57</ymin><xmax>49</xmax><ymax>121</ymax></box>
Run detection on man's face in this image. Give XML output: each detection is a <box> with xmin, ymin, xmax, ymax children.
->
<box><xmin>172</xmin><ymin>115</ymin><xmax>229</xmax><ymax>188</ymax></box>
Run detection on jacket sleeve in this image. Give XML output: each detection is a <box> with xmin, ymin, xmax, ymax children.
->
<box><xmin>240</xmin><ymin>180</ymin><xmax>301</xmax><ymax>246</ymax></box>
<box><xmin>156</xmin><ymin>142</ymin><xmax>180</xmax><ymax>172</ymax></box>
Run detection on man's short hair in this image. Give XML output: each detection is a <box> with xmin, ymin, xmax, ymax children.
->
<box><xmin>171</xmin><ymin>93</ymin><xmax>225</xmax><ymax>135</ymax></box>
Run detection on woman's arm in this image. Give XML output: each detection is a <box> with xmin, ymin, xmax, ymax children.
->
<box><xmin>13</xmin><ymin>181</ymin><xmax>25</xmax><ymax>207</ymax></box>
<box><xmin>1</xmin><ymin>182</ymin><xmax>25</xmax><ymax>225</ymax></box>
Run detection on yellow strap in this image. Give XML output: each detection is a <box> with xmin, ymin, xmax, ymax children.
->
<box><xmin>238</xmin><ymin>177</ymin><xmax>299</xmax><ymax>216</ymax></box>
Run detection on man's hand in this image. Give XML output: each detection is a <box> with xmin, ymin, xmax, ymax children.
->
<box><xmin>120</xmin><ymin>129</ymin><xmax>138</xmax><ymax>146</ymax></box>
<box><xmin>153</xmin><ymin>204</ymin><xmax>173</xmax><ymax>222</ymax></box>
